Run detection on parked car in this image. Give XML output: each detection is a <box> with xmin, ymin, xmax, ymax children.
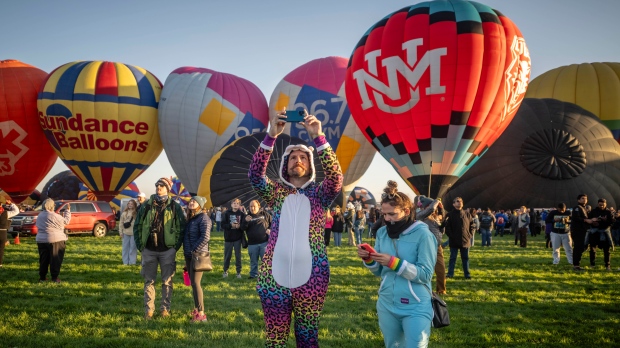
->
<box><xmin>9</xmin><ymin>200</ymin><xmax>116</xmax><ymax>238</ymax></box>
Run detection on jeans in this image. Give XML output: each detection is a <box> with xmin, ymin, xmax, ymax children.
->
<box><xmin>612</xmin><ymin>228</ymin><xmax>620</xmax><ymax>246</ymax></box>
<box><xmin>447</xmin><ymin>247</ymin><xmax>470</xmax><ymax>278</ymax></box>
<box><xmin>141</xmin><ymin>247</ymin><xmax>177</xmax><ymax>313</ymax></box>
<box><xmin>247</xmin><ymin>241</ymin><xmax>267</xmax><ymax>278</ymax></box>
<box><xmin>37</xmin><ymin>241</ymin><xmax>66</xmax><ymax>281</ymax></box>
<box><xmin>122</xmin><ymin>234</ymin><xmax>137</xmax><ymax>265</ymax></box>
<box><xmin>223</xmin><ymin>240</ymin><xmax>242</xmax><ymax>274</ymax></box>
<box><xmin>185</xmin><ymin>255</ymin><xmax>204</xmax><ymax>312</ymax></box>
<box><xmin>345</xmin><ymin>225</ymin><xmax>356</xmax><ymax>246</ymax></box>
<box><xmin>480</xmin><ymin>228</ymin><xmax>492</xmax><ymax>246</ymax></box>
<box><xmin>550</xmin><ymin>232</ymin><xmax>573</xmax><ymax>264</ymax></box>
<box><xmin>355</xmin><ymin>227</ymin><xmax>364</xmax><ymax>245</ymax></box>
<box><xmin>216</xmin><ymin>221</ymin><xmax>221</xmax><ymax>232</ymax></box>
<box><xmin>333</xmin><ymin>232</ymin><xmax>342</xmax><ymax>246</ymax></box>
<box><xmin>495</xmin><ymin>225</ymin><xmax>505</xmax><ymax>236</ymax></box>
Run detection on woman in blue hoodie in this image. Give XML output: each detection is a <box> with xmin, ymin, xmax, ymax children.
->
<box><xmin>358</xmin><ymin>180</ymin><xmax>437</xmax><ymax>348</ymax></box>
<box><xmin>182</xmin><ymin>196</ymin><xmax>211</xmax><ymax>323</ymax></box>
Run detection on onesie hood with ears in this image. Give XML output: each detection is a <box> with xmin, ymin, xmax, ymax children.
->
<box><xmin>279</xmin><ymin>144</ymin><xmax>316</xmax><ymax>189</ymax></box>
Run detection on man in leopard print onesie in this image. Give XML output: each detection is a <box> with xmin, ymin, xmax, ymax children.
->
<box><xmin>249</xmin><ymin>110</ymin><xmax>343</xmax><ymax>347</ymax></box>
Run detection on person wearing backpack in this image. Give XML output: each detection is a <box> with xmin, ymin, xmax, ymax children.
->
<box><xmin>494</xmin><ymin>210</ymin><xmax>508</xmax><ymax>237</ymax></box>
<box><xmin>479</xmin><ymin>208</ymin><xmax>496</xmax><ymax>247</ymax></box>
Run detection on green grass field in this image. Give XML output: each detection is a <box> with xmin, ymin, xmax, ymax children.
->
<box><xmin>1</xmin><ymin>231</ymin><xmax>619</xmax><ymax>348</ymax></box>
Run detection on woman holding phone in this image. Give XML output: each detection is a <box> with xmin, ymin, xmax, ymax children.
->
<box><xmin>357</xmin><ymin>180</ymin><xmax>437</xmax><ymax>348</ymax></box>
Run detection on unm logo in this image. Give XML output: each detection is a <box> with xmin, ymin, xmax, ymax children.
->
<box><xmin>500</xmin><ymin>36</ymin><xmax>531</xmax><ymax>123</ymax></box>
<box><xmin>0</xmin><ymin>121</ymin><xmax>29</xmax><ymax>176</ymax></box>
<box><xmin>352</xmin><ymin>38</ymin><xmax>447</xmax><ymax>114</ymax></box>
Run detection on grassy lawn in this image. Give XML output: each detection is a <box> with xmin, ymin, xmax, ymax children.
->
<box><xmin>1</xmin><ymin>231</ymin><xmax>619</xmax><ymax>347</ymax></box>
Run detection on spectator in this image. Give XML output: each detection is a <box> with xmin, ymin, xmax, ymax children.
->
<box><xmin>119</xmin><ymin>199</ymin><xmax>138</xmax><ymax>265</ymax></box>
<box><xmin>344</xmin><ymin>202</ymin><xmax>356</xmax><ymax>246</ymax></box>
<box><xmin>517</xmin><ymin>206</ymin><xmax>530</xmax><ymax>247</ymax></box>
<box><xmin>357</xmin><ymin>180</ymin><xmax>436</xmax><ymax>348</ymax></box>
<box><xmin>136</xmin><ymin>192</ymin><xmax>146</xmax><ymax>208</ymax></box>
<box><xmin>586</xmin><ymin>198</ymin><xmax>615</xmax><ymax>270</ymax></box>
<box><xmin>415</xmin><ymin>195</ymin><xmax>446</xmax><ymax>294</ymax></box>
<box><xmin>215</xmin><ymin>208</ymin><xmax>222</xmax><ymax>232</ymax></box>
<box><xmin>353</xmin><ymin>209</ymin><xmax>366</xmax><ymax>245</ymax></box>
<box><xmin>182</xmin><ymin>196</ymin><xmax>211</xmax><ymax>322</ymax></box>
<box><xmin>324</xmin><ymin>209</ymin><xmax>333</xmax><ymax>246</ymax></box>
<box><xmin>35</xmin><ymin>199</ymin><xmax>71</xmax><ymax>283</ymax></box>
<box><xmin>494</xmin><ymin>210</ymin><xmax>508</xmax><ymax>237</ymax></box>
<box><xmin>0</xmin><ymin>200</ymin><xmax>20</xmax><ymax>268</ymax></box>
<box><xmin>445</xmin><ymin>197</ymin><xmax>474</xmax><ymax>279</ymax></box>
<box><xmin>222</xmin><ymin>198</ymin><xmax>245</xmax><ymax>278</ymax></box>
<box><xmin>241</xmin><ymin>200</ymin><xmax>271</xmax><ymax>279</ymax></box>
<box><xmin>571</xmin><ymin>194</ymin><xmax>590</xmax><ymax>271</ymax></box>
<box><xmin>479</xmin><ymin>208</ymin><xmax>496</xmax><ymax>247</ymax></box>
<box><xmin>134</xmin><ymin>177</ymin><xmax>186</xmax><ymax>320</ymax></box>
<box><xmin>331</xmin><ymin>206</ymin><xmax>344</xmax><ymax>247</ymax></box>
<box><xmin>546</xmin><ymin>203</ymin><xmax>573</xmax><ymax>265</ymax></box>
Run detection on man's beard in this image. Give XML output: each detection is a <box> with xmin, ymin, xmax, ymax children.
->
<box><xmin>288</xmin><ymin>164</ymin><xmax>310</xmax><ymax>178</ymax></box>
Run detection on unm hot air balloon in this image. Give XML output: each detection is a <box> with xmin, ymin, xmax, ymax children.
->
<box><xmin>78</xmin><ymin>181</ymin><xmax>140</xmax><ymax>211</ymax></box>
<box><xmin>0</xmin><ymin>59</ymin><xmax>58</xmax><ymax>203</ymax></box>
<box><xmin>269</xmin><ymin>56</ymin><xmax>376</xmax><ymax>191</ymax></box>
<box><xmin>444</xmin><ymin>98</ymin><xmax>620</xmax><ymax>208</ymax></box>
<box><xmin>197</xmin><ymin>133</ymin><xmax>325</xmax><ymax>209</ymax></box>
<box><xmin>37</xmin><ymin>61</ymin><xmax>163</xmax><ymax>201</ymax></box>
<box><xmin>345</xmin><ymin>0</ymin><xmax>531</xmax><ymax>197</ymax></box>
<box><xmin>158</xmin><ymin>67</ymin><xmax>269</xmax><ymax>194</ymax></box>
<box><xmin>170</xmin><ymin>176</ymin><xmax>191</xmax><ymax>207</ymax></box>
<box><xmin>525</xmin><ymin>62</ymin><xmax>620</xmax><ymax>142</ymax></box>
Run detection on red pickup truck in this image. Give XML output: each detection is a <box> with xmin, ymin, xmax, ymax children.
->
<box><xmin>10</xmin><ymin>200</ymin><xmax>116</xmax><ymax>238</ymax></box>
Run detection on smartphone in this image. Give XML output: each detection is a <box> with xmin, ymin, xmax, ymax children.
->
<box><xmin>285</xmin><ymin>109</ymin><xmax>307</xmax><ymax>122</ymax></box>
<box><xmin>359</xmin><ymin>243</ymin><xmax>377</xmax><ymax>254</ymax></box>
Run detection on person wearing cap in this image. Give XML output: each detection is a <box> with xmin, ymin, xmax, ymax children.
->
<box><xmin>136</xmin><ymin>192</ymin><xmax>146</xmax><ymax>207</ymax></box>
<box><xmin>35</xmin><ymin>198</ymin><xmax>71</xmax><ymax>282</ymax></box>
<box><xmin>0</xmin><ymin>199</ymin><xmax>20</xmax><ymax>268</ymax></box>
<box><xmin>134</xmin><ymin>177</ymin><xmax>186</xmax><ymax>320</ymax></box>
<box><xmin>249</xmin><ymin>109</ymin><xmax>343</xmax><ymax>347</ymax></box>
<box><xmin>182</xmin><ymin>196</ymin><xmax>211</xmax><ymax>322</ymax></box>
<box><xmin>414</xmin><ymin>195</ymin><xmax>446</xmax><ymax>294</ymax></box>
<box><xmin>585</xmin><ymin>198</ymin><xmax>615</xmax><ymax>270</ymax></box>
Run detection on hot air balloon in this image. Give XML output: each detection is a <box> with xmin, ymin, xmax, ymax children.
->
<box><xmin>525</xmin><ymin>62</ymin><xmax>620</xmax><ymax>141</ymax></box>
<box><xmin>40</xmin><ymin>170</ymin><xmax>81</xmax><ymax>201</ymax></box>
<box><xmin>269</xmin><ymin>56</ymin><xmax>376</xmax><ymax>191</ymax></box>
<box><xmin>0</xmin><ymin>59</ymin><xmax>58</xmax><ymax>203</ymax></box>
<box><xmin>170</xmin><ymin>176</ymin><xmax>191</xmax><ymax>207</ymax></box>
<box><xmin>345</xmin><ymin>0</ymin><xmax>531</xmax><ymax>198</ymax></box>
<box><xmin>347</xmin><ymin>187</ymin><xmax>377</xmax><ymax>210</ymax></box>
<box><xmin>158</xmin><ymin>67</ymin><xmax>269</xmax><ymax>194</ymax></box>
<box><xmin>78</xmin><ymin>181</ymin><xmax>140</xmax><ymax>211</ymax></box>
<box><xmin>444</xmin><ymin>98</ymin><xmax>620</xmax><ymax>208</ymax></box>
<box><xmin>37</xmin><ymin>61</ymin><xmax>163</xmax><ymax>201</ymax></box>
<box><xmin>197</xmin><ymin>133</ymin><xmax>325</xmax><ymax>209</ymax></box>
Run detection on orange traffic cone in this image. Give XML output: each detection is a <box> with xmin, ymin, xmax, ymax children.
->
<box><xmin>14</xmin><ymin>234</ymin><xmax>20</xmax><ymax>245</ymax></box>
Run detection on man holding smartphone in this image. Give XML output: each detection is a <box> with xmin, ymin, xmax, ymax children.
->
<box><xmin>249</xmin><ymin>108</ymin><xmax>343</xmax><ymax>347</ymax></box>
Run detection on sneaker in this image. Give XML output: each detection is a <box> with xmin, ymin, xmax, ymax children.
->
<box><xmin>144</xmin><ymin>311</ymin><xmax>154</xmax><ymax>320</ymax></box>
<box><xmin>606</xmin><ymin>266</ymin><xmax>612</xmax><ymax>271</ymax></box>
<box><xmin>191</xmin><ymin>309</ymin><xmax>198</xmax><ymax>318</ymax></box>
<box><xmin>39</xmin><ymin>278</ymin><xmax>47</xmax><ymax>283</ymax></box>
<box><xmin>160</xmin><ymin>310</ymin><xmax>170</xmax><ymax>318</ymax></box>
<box><xmin>573</xmin><ymin>266</ymin><xmax>584</xmax><ymax>271</ymax></box>
<box><xmin>191</xmin><ymin>312</ymin><xmax>207</xmax><ymax>323</ymax></box>
<box><xmin>236</xmin><ymin>273</ymin><xmax>242</xmax><ymax>279</ymax></box>
<box><xmin>222</xmin><ymin>272</ymin><xmax>228</xmax><ymax>278</ymax></box>
<box><xmin>52</xmin><ymin>278</ymin><xmax>61</xmax><ymax>284</ymax></box>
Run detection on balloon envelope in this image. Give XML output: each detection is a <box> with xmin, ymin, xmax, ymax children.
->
<box><xmin>158</xmin><ymin>67</ymin><xmax>269</xmax><ymax>194</ymax></box>
<box><xmin>170</xmin><ymin>176</ymin><xmax>191</xmax><ymax>207</ymax></box>
<box><xmin>37</xmin><ymin>61</ymin><xmax>163</xmax><ymax>201</ymax></box>
<box><xmin>0</xmin><ymin>59</ymin><xmax>57</xmax><ymax>203</ymax></box>
<box><xmin>525</xmin><ymin>62</ymin><xmax>620</xmax><ymax>141</ymax></box>
<box><xmin>40</xmin><ymin>170</ymin><xmax>81</xmax><ymax>201</ymax></box>
<box><xmin>197</xmin><ymin>133</ymin><xmax>326</xmax><ymax>208</ymax></box>
<box><xmin>345</xmin><ymin>1</ymin><xmax>531</xmax><ymax>197</ymax></box>
<box><xmin>78</xmin><ymin>181</ymin><xmax>140</xmax><ymax>211</ymax></box>
<box><xmin>444</xmin><ymin>98</ymin><xmax>620</xmax><ymax>209</ymax></box>
<box><xmin>269</xmin><ymin>56</ymin><xmax>376</xmax><ymax>189</ymax></box>
<box><xmin>347</xmin><ymin>187</ymin><xmax>377</xmax><ymax>210</ymax></box>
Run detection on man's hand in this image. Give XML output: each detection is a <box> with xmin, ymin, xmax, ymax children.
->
<box><xmin>268</xmin><ymin>108</ymin><xmax>287</xmax><ymax>138</ymax></box>
<box><xmin>300</xmin><ymin>113</ymin><xmax>323</xmax><ymax>140</ymax></box>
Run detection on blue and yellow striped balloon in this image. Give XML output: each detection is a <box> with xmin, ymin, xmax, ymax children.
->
<box><xmin>37</xmin><ymin>61</ymin><xmax>163</xmax><ymax>201</ymax></box>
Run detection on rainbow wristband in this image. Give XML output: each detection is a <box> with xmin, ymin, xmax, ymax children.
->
<box><xmin>388</xmin><ymin>256</ymin><xmax>403</xmax><ymax>272</ymax></box>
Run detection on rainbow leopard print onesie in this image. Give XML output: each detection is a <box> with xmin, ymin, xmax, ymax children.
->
<box><xmin>249</xmin><ymin>134</ymin><xmax>343</xmax><ymax>347</ymax></box>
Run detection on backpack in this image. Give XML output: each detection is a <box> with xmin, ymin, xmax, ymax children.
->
<box><xmin>497</xmin><ymin>216</ymin><xmax>504</xmax><ymax>225</ymax></box>
<box><xmin>480</xmin><ymin>214</ymin><xmax>493</xmax><ymax>228</ymax></box>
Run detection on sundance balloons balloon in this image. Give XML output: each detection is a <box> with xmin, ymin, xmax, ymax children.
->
<box><xmin>526</xmin><ymin>62</ymin><xmax>620</xmax><ymax>141</ymax></box>
<box><xmin>197</xmin><ymin>133</ymin><xmax>325</xmax><ymax>209</ymax></box>
<box><xmin>37</xmin><ymin>61</ymin><xmax>163</xmax><ymax>201</ymax></box>
<box><xmin>269</xmin><ymin>56</ymin><xmax>376</xmax><ymax>189</ymax></box>
<box><xmin>444</xmin><ymin>99</ymin><xmax>620</xmax><ymax>208</ymax></box>
<box><xmin>78</xmin><ymin>181</ymin><xmax>140</xmax><ymax>211</ymax></box>
<box><xmin>0</xmin><ymin>60</ymin><xmax>57</xmax><ymax>203</ymax></box>
<box><xmin>345</xmin><ymin>0</ymin><xmax>531</xmax><ymax>197</ymax></box>
<box><xmin>158</xmin><ymin>67</ymin><xmax>268</xmax><ymax>194</ymax></box>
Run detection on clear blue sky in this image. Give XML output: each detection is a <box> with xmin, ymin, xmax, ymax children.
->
<box><xmin>3</xmin><ymin>0</ymin><xmax>620</xmax><ymax>199</ymax></box>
